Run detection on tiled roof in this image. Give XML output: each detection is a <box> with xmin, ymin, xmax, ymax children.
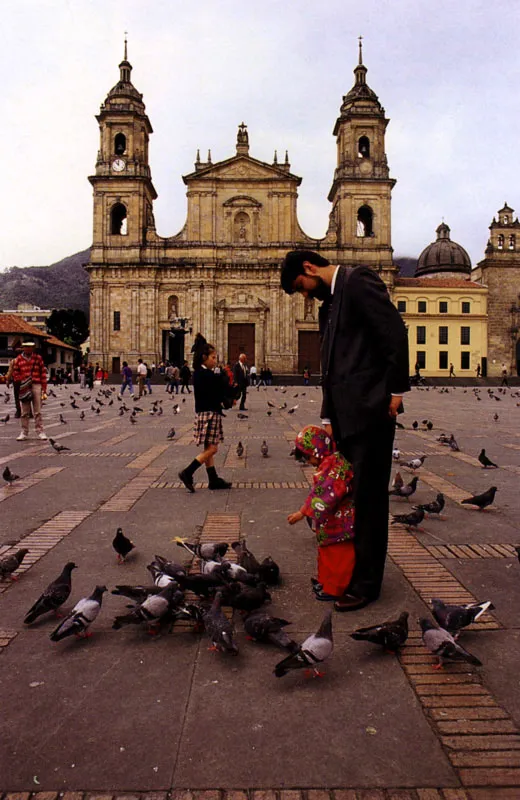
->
<box><xmin>0</xmin><ymin>313</ymin><xmax>47</xmax><ymax>336</ymax></box>
<box><xmin>45</xmin><ymin>334</ymin><xmax>78</xmax><ymax>351</ymax></box>
<box><xmin>395</xmin><ymin>278</ymin><xmax>485</xmax><ymax>289</ymax></box>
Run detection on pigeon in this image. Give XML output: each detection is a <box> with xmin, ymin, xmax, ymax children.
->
<box><xmin>426</xmin><ymin>421</ymin><xmax>433</xmax><ymax>431</ymax></box>
<box><xmin>112</xmin><ymin>527</ymin><xmax>135</xmax><ymax>563</ymax></box>
<box><xmin>0</xmin><ymin>414</ymin><xmax>10</xmax><ymax>424</ymax></box>
<box><xmin>49</xmin><ymin>438</ymin><xmax>70</xmax><ymax>453</ymax></box>
<box><xmin>256</xmin><ymin>556</ymin><xmax>281</xmax><ymax>585</ymax></box>
<box><xmin>400</xmin><ymin>455</ymin><xmax>426</xmax><ymax>471</ymax></box>
<box><xmin>3</xmin><ymin>465</ymin><xmax>20</xmax><ymax>486</ymax></box>
<box><xmin>414</xmin><ymin>493</ymin><xmax>445</xmax><ymax>517</ymax></box>
<box><xmin>202</xmin><ymin>591</ymin><xmax>238</xmax><ymax>654</ymax></box>
<box><xmin>478</xmin><ymin>449</ymin><xmax>498</xmax><ymax>469</ymax></box>
<box><xmin>266</xmin><ymin>411</ymin><xmax>272</xmax><ymax>417</ymax></box>
<box><xmin>237</xmin><ymin>413</ymin><xmax>248</xmax><ymax>419</ymax></box>
<box><xmin>236</xmin><ymin>441</ymin><xmax>244</xmax><ymax>458</ymax></box>
<box><xmin>391</xmin><ymin>471</ymin><xmax>404</xmax><ymax>492</ymax></box>
<box><xmin>119</xmin><ymin>408</ymin><xmax>125</xmax><ymax>417</ymax></box>
<box><xmin>173</xmin><ymin>404</ymin><xmax>180</xmax><ymax>414</ymax></box>
<box><xmin>180</xmin><ymin>573</ymin><xmax>226</xmax><ymax>598</ymax></box>
<box><xmin>0</xmin><ymin>548</ymin><xmax>29</xmax><ymax>581</ymax></box>
<box><xmin>50</xmin><ymin>585</ymin><xmax>107</xmax><ymax>641</ymax></box>
<box><xmin>493</xmin><ymin>412</ymin><xmax>499</xmax><ymax>422</ymax></box>
<box><xmin>267</xmin><ymin>401</ymin><xmax>275</xmax><ymax>408</ymax></box>
<box><xmin>113</xmin><ymin>582</ymin><xmax>183</xmax><ymax>630</ymax></box>
<box><xmin>514</xmin><ymin>545</ymin><xmax>520</xmax><ymax>564</ymax></box>
<box><xmin>130</xmin><ymin>415</ymin><xmax>137</xmax><ymax>424</ymax></box>
<box><xmin>166</xmin><ymin>427</ymin><xmax>176</xmax><ymax>440</ymax></box>
<box><xmin>59</xmin><ymin>414</ymin><xmax>67</xmax><ymax>424</ymax></box>
<box><xmin>449</xmin><ymin>436</ymin><xmax>460</xmax><ymax>452</ymax></box>
<box><xmin>351</xmin><ymin>611</ymin><xmax>409</xmax><ymax>653</ymax></box>
<box><xmin>244</xmin><ymin>609</ymin><xmax>298</xmax><ymax>651</ymax></box>
<box><xmin>261</xmin><ymin>440</ymin><xmax>269</xmax><ymax>457</ymax></box>
<box><xmin>420</xmin><ymin>618</ymin><xmax>482</xmax><ymax>669</ymax></box>
<box><xmin>231</xmin><ymin>539</ymin><xmax>261</xmax><ymax>573</ymax></box>
<box><xmin>23</xmin><ymin>562</ymin><xmax>77</xmax><ymax>622</ymax></box>
<box><xmin>274</xmin><ymin>611</ymin><xmax>333</xmax><ymax>678</ymax></box>
<box><xmin>80</xmin><ymin>411</ymin><xmax>85</xmax><ymax>420</ymax></box>
<box><xmin>287</xmin><ymin>405</ymin><xmax>299</xmax><ymax>414</ymax></box>
<box><xmin>227</xmin><ymin>581</ymin><xmax>271</xmax><ymax>612</ymax></box>
<box><xmin>431</xmin><ymin>598</ymin><xmax>494</xmax><ymax>637</ymax></box>
<box><xmin>391</xmin><ymin>507</ymin><xmax>425</xmax><ymax>531</ymax></box>
<box><xmin>220</xmin><ymin>560</ymin><xmax>257</xmax><ymax>584</ymax></box>
<box><xmin>150</xmin><ymin>555</ymin><xmax>187</xmax><ymax>580</ymax></box>
<box><xmin>146</xmin><ymin>563</ymin><xmax>179</xmax><ymax>589</ymax></box>
<box><xmin>412</xmin><ymin>420</ymin><xmax>418</xmax><ymax>430</ymax></box>
<box><xmin>112</xmin><ymin>584</ymin><xmax>162</xmax><ymax>603</ymax></box>
<box><xmin>174</xmin><ymin>537</ymin><xmax>229</xmax><ymax>561</ymax></box>
<box><xmin>392</xmin><ymin>448</ymin><xmax>400</xmax><ymax>461</ymax></box>
<box><xmin>461</xmin><ymin>486</ymin><xmax>497</xmax><ymax>511</ymax></box>
<box><xmin>389</xmin><ymin>475</ymin><xmax>419</xmax><ymax>501</ymax></box>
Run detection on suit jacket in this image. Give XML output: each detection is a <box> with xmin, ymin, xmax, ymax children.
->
<box><xmin>320</xmin><ymin>266</ymin><xmax>410</xmax><ymax>439</ymax></box>
<box><xmin>233</xmin><ymin>361</ymin><xmax>249</xmax><ymax>389</ymax></box>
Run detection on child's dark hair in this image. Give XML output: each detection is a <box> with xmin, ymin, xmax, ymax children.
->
<box><xmin>193</xmin><ymin>341</ymin><xmax>216</xmax><ymax>370</ymax></box>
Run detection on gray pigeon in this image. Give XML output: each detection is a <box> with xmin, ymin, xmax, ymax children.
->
<box><xmin>399</xmin><ymin>455</ymin><xmax>426</xmax><ymax>471</ymax></box>
<box><xmin>112</xmin><ymin>584</ymin><xmax>163</xmax><ymax>603</ymax></box>
<box><xmin>351</xmin><ymin>611</ymin><xmax>409</xmax><ymax>653</ymax></box>
<box><xmin>244</xmin><ymin>608</ymin><xmax>298</xmax><ymax>651</ymax></box>
<box><xmin>391</xmin><ymin>506</ymin><xmax>425</xmax><ymax>530</ymax></box>
<box><xmin>415</xmin><ymin>493</ymin><xmax>445</xmax><ymax>516</ymax></box>
<box><xmin>236</xmin><ymin>441</ymin><xmax>244</xmax><ymax>458</ymax></box>
<box><xmin>431</xmin><ymin>598</ymin><xmax>494</xmax><ymax>637</ymax></box>
<box><xmin>151</xmin><ymin>554</ymin><xmax>187</xmax><ymax>579</ymax></box>
<box><xmin>420</xmin><ymin>618</ymin><xmax>482</xmax><ymax>669</ymax></box>
<box><xmin>274</xmin><ymin>611</ymin><xmax>333</xmax><ymax>678</ymax></box>
<box><xmin>202</xmin><ymin>591</ymin><xmax>239</xmax><ymax>655</ymax></box>
<box><xmin>24</xmin><ymin>562</ymin><xmax>77</xmax><ymax>622</ymax></box>
<box><xmin>146</xmin><ymin>562</ymin><xmax>180</xmax><ymax>588</ymax></box>
<box><xmin>174</xmin><ymin>538</ymin><xmax>228</xmax><ymax>561</ymax></box>
<box><xmin>50</xmin><ymin>585</ymin><xmax>107</xmax><ymax>641</ymax></box>
<box><xmin>389</xmin><ymin>476</ymin><xmax>419</xmax><ymax>501</ymax></box>
<box><xmin>231</xmin><ymin>539</ymin><xmax>261</xmax><ymax>573</ymax></box>
<box><xmin>0</xmin><ymin>548</ymin><xmax>29</xmax><ymax>581</ymax></box>
<box><xmin>113</xmin><ymin>582</ymin><xmax>183</xmax><ymax>629</ymax></box>
<box><xmin>49</xmin><ymin>438</ymin><xmax>70</xmax><ymax>453</ymax></box>
<box><xmin>260</xmin><ymin>440</ymin><xmax>269</xmax><ymax>457</ymax></box>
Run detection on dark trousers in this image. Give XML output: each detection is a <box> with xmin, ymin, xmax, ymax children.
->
<box><xmin>238</xmin><ymin>386</ymin><xmax>247</xmax><ymax>409</ymax></box>
<box><xmin>338</xmin><ymin>417</ymin><xmax>396</xmax><ymax>600</ymax></box>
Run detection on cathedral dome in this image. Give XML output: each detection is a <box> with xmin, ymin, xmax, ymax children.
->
<box><xmin>416</xmin><ymin>223</ymin><xmax>471</xmax><ymax>277</ymax></box>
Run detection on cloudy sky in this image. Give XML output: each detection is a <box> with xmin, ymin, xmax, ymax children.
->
<box><xmin>2</xmin><ymin>0</ymin><xmax>520</xmax><ymax>268</ymax></box>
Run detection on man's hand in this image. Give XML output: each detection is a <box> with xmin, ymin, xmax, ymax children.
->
<box><xmin>388</xmin><ymin>395</ymin><xmax>402</xmax><ymax>418</ymax></box>
<box><xmin>287</xmin><ymin>510</ymin><xmax>304</xmax><ymax>525</ymax></box>
<box><xmin>322</xmin><ymin>424</ymin><xmax>333</xmax><ymax>437</ymax></box>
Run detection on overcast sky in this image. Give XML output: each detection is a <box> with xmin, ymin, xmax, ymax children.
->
<box><xmin>2</xmin><ymin>0</ymin><xmax>520</xmax><ymax>269</ymax></box>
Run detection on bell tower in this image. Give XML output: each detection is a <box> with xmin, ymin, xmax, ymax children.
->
<box><xmin>328</xmin><ymin>39</ymin><xmax>396</xmax><ymax>284</ymax></box>
<box><xmin>88</xmin><ymin>38</ymin><xmax>157</xmax><ymax>254</ymax></box>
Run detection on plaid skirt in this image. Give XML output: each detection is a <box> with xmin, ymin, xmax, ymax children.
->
<box><xmin>194</xmin><ymin>411</ymin><xmax>224</xmax><ymax>447</ymax></box>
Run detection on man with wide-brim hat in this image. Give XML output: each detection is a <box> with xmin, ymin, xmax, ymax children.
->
<box><xmin>12</xmin><ymin>341</ymin><xmax>48</xmax><ymax>441</ymax></box>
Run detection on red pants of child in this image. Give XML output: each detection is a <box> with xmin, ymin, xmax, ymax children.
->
<box><xmin>317</xmin><ymin>541</ymin><xmax>356</xmax><ymax>597</ymax></box>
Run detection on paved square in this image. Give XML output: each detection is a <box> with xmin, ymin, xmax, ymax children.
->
<box><xmin>0</xmin><ymin>382</ymin><xmax>519</xmax><ymax>799</ymax></box>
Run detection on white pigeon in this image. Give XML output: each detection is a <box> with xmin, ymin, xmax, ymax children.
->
<box><xmin>50</xmin><ymin>586</ymin><xmax>107</xmax><ymax>641</ymax></box>
<box><xmin>274</xmin><ymin>611</ymin><xmax>333</xmax><ymax>678</ymax></box>
<box><xmin>392</xmin><ymin>448</ymin><xmax>400</xmax><ymax>461</ymax></box>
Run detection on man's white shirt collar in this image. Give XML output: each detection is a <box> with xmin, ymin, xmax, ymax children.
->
<box><xmin>331</xmin><ymin>265</ymin><xmax>341</xmax><ymax>295</ymax></box>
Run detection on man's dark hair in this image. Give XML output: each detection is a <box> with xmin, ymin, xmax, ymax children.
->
<box><xmin>280</xmin><ymin>250</ymin><xmax>330</xmax><ymax>294</ymax></box>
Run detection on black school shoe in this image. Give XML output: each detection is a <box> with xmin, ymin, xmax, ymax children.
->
<box><xmin>208</xmin><ymin>477</ymin><xmax>232</xmax><ymax>490</ymax></box>
<box><xmin>178</xmin><ymin>469</ymin><xmax>195</xmax><ymax>493</ymax></box>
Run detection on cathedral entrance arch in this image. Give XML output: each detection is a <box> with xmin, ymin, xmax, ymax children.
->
<box><xmin>162</xmin><ymin>330</ymin><xmax>185</xmax><ymax>366</ymax></box>
<box><xmin>298</xmin><ymin>331</ymin><xmax>320</xmax><ymax>373</ymax></box>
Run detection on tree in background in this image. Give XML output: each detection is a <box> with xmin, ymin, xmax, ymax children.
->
<box><xmin>46</xmin><ymin>309</ymin><xmax>89</xmax><ymax>347</ymax></box>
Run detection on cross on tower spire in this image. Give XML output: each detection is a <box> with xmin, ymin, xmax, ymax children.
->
<box><xmin>358</xmin><ymin>35</ymin><xmax>363</xmax><ymax>65</ymax></box>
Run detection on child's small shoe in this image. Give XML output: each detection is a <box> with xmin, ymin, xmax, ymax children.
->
<box><xmin>314</xmin><ymin>590</ymin><xmax>339</xmax><ymax>601</ymax></box>
<box><xmin>310</xmin><ymin>578</ymin><xmax>323</xmax><ymax>593</ymax></box>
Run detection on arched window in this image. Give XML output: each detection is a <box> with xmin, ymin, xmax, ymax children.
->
<box><xmin>114</xmin><ymin>133</ymin><xmax>126</xmax><ymax>155</ymax></box>
<box><xmin>498</xmin><ymin>234</ymin><xmax>504</xmax><ymax>250</ymax></box>
<box><xmin>509</xmin><ymin>234</ymin><xmax>516</xmax><ymax>250</ymax></box>
<box><xmin>234</xmin><ymin>211</ymin><xmax>250</xmax><ymax>242</ymax></box>
<box><xmin>356</xmin><ymin>205</ymin><xmax>374</xmax><ymax>237</ymax></box>
<box><xmin>111</xmin><ymin>203</ymin><xmax>127</xmax><ymax>235</ymax></box>
<box><xmin>358</xmin><ymin>136</ymin><xmax>370</xmax><ymax>158</ymax></box>
<box><xmin>167</xmin><ymin>295</ymin><xmax>179</xmax><ymax>320</ymax></box>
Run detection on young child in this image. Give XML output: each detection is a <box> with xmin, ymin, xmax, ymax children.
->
<box><xmin>287</xmin><ymin>425</ymin><xmax>355</xmax><ymax>601</ymax></box>
<box><xmin>178</xmin><ymin>341</ymin><xmax>232</xmax><ymax>493</ymax></box>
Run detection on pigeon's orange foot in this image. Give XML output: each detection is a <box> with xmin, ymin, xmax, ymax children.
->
<box><xmin>208</xmin><ymin>645</ymin><xmax>219</xmax><ymax>652</ymax></box>
<box><xmin>432</xmin><ymin>662</ymin><xmax>444</xmax><ymax>670</ymax></box>
<box><xmin>10</xmin><ymin>575</ymin><xmax>19</xmax><ymax>582</ymax></box>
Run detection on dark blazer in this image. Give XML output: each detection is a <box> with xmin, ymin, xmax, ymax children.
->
<box><xmin>320</xmin><ymin>266</ymin><xmax>410</xmax><ymax>439</ymax></box>
<box><xmin>233</xmin><ymin>361</ymin><xmax>249</xmax><ymax>389</ymax></box>
<box><xmin>193</xmin><ymin>368</ymin><xmax>227</xmax><ymax>414</ymax></box>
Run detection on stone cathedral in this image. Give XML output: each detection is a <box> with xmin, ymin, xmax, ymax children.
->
<box><xmin>86</xmin><ymin>44</ymin><xmax>520</xmax><ymax>378</ymax></box>
<box><xmin>86</xmin><ymin>43</ymin><xmax>397</xmax><ymax>375</ymax></box>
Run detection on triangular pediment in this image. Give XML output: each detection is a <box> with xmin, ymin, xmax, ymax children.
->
<box><xmin>183</xmin><ymin>155</ymin><xmax>301</xmax><ymax>184</ymax></box>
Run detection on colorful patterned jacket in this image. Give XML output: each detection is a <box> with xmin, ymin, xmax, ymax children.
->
<box><xmin>12</xmin><ymin>353</ymin><xmax>47</xmax><ymax>393</ymax></box>
<box><xmin>296</xmin><ymin>425</ymin><xmax>355</xmax><ymax>546</ymax></box>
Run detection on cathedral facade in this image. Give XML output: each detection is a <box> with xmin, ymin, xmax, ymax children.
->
<box><xmin>86</xmin><ymin>44</ymin><xmax>519</xmax><ymax>379</ymax></box>
<box><xmin>86</xmin><ymin>43</ymin><xmax>397</xmax><ymax>375</ymax></box>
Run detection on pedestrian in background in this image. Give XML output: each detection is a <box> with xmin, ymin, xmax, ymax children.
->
<box><xmin>12</xmin><ymin>341</ymin><xmax>48</xmax><ymax>441</ymax></box>
<box><xmin>180</xmin><ymin>360</ymin><xmax>192</xmax><ymax>393</ymax></box>
<box><xmin>119</xmin><ymin>361</ymin><xmax>134</xmax><ymax>397</ymax></box>
<box><xmin>233</xmin><ymin>353</ymin><xmax>249</xmax><ymax>410</ymax></box>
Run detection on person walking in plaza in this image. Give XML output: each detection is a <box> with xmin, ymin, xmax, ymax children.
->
<box><xmin>233</xmin><ymin>353</ymin><xmax>249</xmax><ymax>410</ymax></box>
<box><xmin>178</xmin><ymin>341</ymin><xmax>232</xmax><ymax>493</ymax></box>
<box><xmin>501</xmin><ymin>363</ymin><xmax>509</xmax><ymax>386</ymax></box>
<box><xmin>12</xmin><ymin>341</ymin><xmax>48</xmax><ymax>441</ymax></box>
<box><xmin>180</xmin><ymin>360</ymin><xmax>192</xmax><ymax>393</ymax></box>
<box><xmin>6</xmin><ymin>346</ymin><xmax>22</xmax><ymax>418</ymax></box>
<box><xmin>281</xmin><ymin>250</ymin><xmax>409</xmax><ymax>611</ymax></box>
<box><xmin>449</xmin><ymin>362</ymin><xmax>455</xmax><ymax>378</ymax></box>
<box><xmin>119</xmin><ymin>361</ymin><xmax>134</xmax><ymax>397</ymax></box>
<box><xmin>303</xmin><ymin>365</ymin><xmax>311</xmax><ymax>386</ymax></box>
<box><xmin>137</xmin><ymin>358</ymin><xmax>147</xmax><ymax>397</ymax></box>
<box><xmin>169</xmin><ymin>364</ymin><xmax>180</xmax><ymax>394</ymax></box>
<box><xmin>288</xmin><ymin>425</ymin><xmax>355</xmax><ymax>601</ymax></box>
<box><xmin>144</xmin><ymin>362</ymin><xmax>153</xmax><ymax>394</ymax></box>
<box><xmin>476</xmin><ymin>363</ymin><xmax>481</xmax><ymax>378</ymax></box>
<box><xmin>249</xmin><ymin>363</ymin><xmax>257</xmax><ymax>386</ymax></box>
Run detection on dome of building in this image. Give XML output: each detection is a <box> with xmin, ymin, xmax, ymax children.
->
<box><xmin>415</xmin><ymin>223</ymin><xmax>471</xmax><ymax>277</ymax></box>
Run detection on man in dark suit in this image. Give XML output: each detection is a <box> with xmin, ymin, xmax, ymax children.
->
<box><xmin>233</xmin><ymin>353</ymin><xmax>249</xmax><ymax>411</ymax></box>
<box><xmin>281</xmin><ymin>250</ymin><xmax>410</xmax><ymax>611</ymax></box>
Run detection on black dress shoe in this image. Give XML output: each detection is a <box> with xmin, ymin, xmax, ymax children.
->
<box><xmin>208</xmin><ymin>477</ymin><xmax>232</xmax><ymax>490</ymax></box>
<box><xmin>334</xmin><ymin>593</ymin><xmax>373</xmax><ymax>612</ymax></box>
<box><xmin>239</xmin><ymin>407</ymin><xmax>248</xmax><ymax>411</ymax></box>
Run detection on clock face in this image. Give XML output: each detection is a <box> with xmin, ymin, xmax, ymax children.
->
<box><xmin>112</xmin><ymin>158</ymin><xmax>126</xmax><ymax>172</ymax></box>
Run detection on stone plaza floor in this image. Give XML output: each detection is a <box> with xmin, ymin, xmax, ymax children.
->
<box><xmin>0</xmin><ymin>381</ymin><xmax>519</xmax><ymax>800</ymax></box>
